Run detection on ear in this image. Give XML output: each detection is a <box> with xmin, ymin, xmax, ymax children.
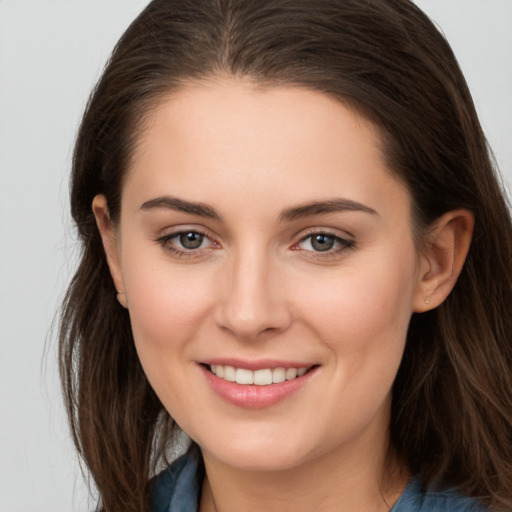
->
<box><xmin>92</xmin><ymin>195</ymin><xmax>128</xmax><ymax>308</ymax></box>
<box><xmin>413</xmin><ymin>209</ymin><xmax>474</xmax><ymax>312</ymax></box>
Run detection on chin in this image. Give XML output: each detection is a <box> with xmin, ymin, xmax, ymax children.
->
<box><xmin>194</xmin><ymin>425</ymin><xmax>322</xmax><ymax>473</ymax></box>
<box><xmin>210</xmin><ymin>445</ymin><xmax>309</xmax><ymax>472</ymax></box>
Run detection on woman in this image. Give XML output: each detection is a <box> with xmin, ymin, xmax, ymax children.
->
<box><xmin>59</xmin><ymin>0</ymin><xmax>512</xmax><ymax>511</ymax></box>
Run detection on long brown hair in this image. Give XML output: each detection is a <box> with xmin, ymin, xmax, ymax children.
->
<box><xmin>59</xmin><ymin>1</ymin><xmax>512</xmax><ymax>510</ymax></box>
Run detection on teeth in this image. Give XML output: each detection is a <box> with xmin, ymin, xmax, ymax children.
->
<box><xmin>210</xmin><ymin>365</ymin><xmax>310</xmax><ymax>385</ymax></box>
<box><xmin>272</xmin><ymin>367</ymin><xmax>286</xmax><ymax>383</ymax></box>
<box><xmin>224</xmin><ymin>366</ymin><xmax>236</xmax><ymax>382</ymax></box>
<box><xmin>236</xmin><ymin>368</ymin><xmax>253</xmax><ymax>385</ymax></box>
<box><xmin>285</xmin><ymin>368</ymin><xmax>297</xmax><ymax>380</ymax></box>
<box><xmin>254</xmin><ymin>369</ymin><xmax>272</xmax><ymax>385</ymax></box>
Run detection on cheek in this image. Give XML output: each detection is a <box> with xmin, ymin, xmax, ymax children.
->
<box><xmin>297</xmin><ymin>248</ymin><xmax>418</xmax><ymax>383</ymax></box>
<box><xmin>304</xmin><ymin>259</ymin><xmax>414</xmax><ymax>331</ymax></box>
<box><xmin>121</xmin><ymin>256</ymin><xmax>217</xmax><ymax>423</ymax></box>
<box><xmin>293</xmin><ymin>255</ymin><xmax>417</xmax><ymax>440</ymax></box>
<box><xmin>120</xmin><ymin>247</ymin><xmax>214</xmax><ymax>367</ymax></box>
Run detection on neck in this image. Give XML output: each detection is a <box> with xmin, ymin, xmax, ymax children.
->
<box><xmin>199</xmin><ymin>422</ymin><xmax>408</xmax><ymax>512</ymax></box>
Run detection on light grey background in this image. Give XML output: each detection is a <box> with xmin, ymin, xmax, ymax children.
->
<box><xmin>0</xmin><ymin>1</ymin><xmax>510</xmax><ymax>511</ymax></box>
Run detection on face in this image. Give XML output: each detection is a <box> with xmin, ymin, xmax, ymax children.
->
<box><xmin>98</xmin><ymin>79</ymin><xmax>427</xmax><ymax>473</ymax></box>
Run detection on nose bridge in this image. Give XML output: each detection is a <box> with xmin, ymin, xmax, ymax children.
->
<box><xmin>216</xmin><ymin>241</ymin><xmax>291</xmax><ymax>339</ymax></box>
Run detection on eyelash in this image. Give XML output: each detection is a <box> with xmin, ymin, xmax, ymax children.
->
<box><xmin>155</xmin><ymin>229</ymin><xmax>355</xmax><ymax>259</ymax></box>
<box><xmin>155</xmin><ymin>229</ymin><xmax>216</xmax><ymax>258</ymax></box>
<box><xmin>292</xmin><ymin>230</ymin><xmax>356</xmax><ymax>259</ymax></box>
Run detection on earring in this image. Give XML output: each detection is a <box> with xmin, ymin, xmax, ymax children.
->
<box><xmin>425</xmin><ymin>296</ymin><xmax>431</xmax><ymax>305</ymax></box>
<box><xmin>117</xmin><ymin>291</ymin><xmax>128</xmax><ymax>309</ymax></box>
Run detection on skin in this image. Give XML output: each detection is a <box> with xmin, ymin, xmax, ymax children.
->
<box><xmin>94</xmin><ymin>78</ymin><xmax>473</xmax><ymax>512</ymax></box>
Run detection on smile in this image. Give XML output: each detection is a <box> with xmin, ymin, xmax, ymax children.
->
<box><xmin>210</xmin><ymin>365</ymin><xmax>309</xmax><ymax>385</ymax></box>
<box><xmin>201</xmin><ymin>362</ymin><xmax>318</xmax><ymax>408</ymax></box>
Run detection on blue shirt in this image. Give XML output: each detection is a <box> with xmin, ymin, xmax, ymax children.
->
<box><xmin>151</xmin><ymin>445</ymin><xmax>486</xmax><ymax>512</ymax></box>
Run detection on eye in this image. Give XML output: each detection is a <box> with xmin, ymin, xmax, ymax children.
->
<box><xmin>303</xmin><ymin>234</ymin><xmax>337</xmax><ymax>252</ymax></box>
<box><xmin>155</xmin><ymin>229</ymin><xmax>217</xmax><ymax>257</ymax></box>
<box><xmin>177</xmin><ymin>231</ymin><xmax>207</xmax><ymax>250</ymax></box>
<box><xmin>295</xmin><ymin>232</ymin><xmax>355</xmax><ymax>254</ymax></box>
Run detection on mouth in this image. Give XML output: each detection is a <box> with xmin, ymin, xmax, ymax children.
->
<box><xmin>207</xmin><ymin>364</ymin><xmax>312</xmax><ymax>386</ymax></box>
<box><xmin>199</xmin><ymin>360</ymin><xmax>319</xmax><ymax>408</ymax></box>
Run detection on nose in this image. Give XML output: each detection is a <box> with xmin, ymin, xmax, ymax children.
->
<box><xmin>214</xmin><ymin>248</ymin><xmax>293</xmax><ymax>341</ymax></box>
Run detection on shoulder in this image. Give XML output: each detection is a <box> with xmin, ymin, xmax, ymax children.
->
<box><xmin>392</xmin><ymin>478</ymin><xmax>488</xmax><ymax>512</ymax></box>
<box><xmin>151</xmin><ymin>444</ymin><xmax>203</xmax><ymax>512</ymax></box>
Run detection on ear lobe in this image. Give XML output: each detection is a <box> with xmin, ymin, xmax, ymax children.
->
<box><xmin>92</xmin><ymin>195</ymin><xmax>127</xmax><ymax>307</ymax></box>
<box><xmin>413</xmin><ymin>209</ymin><xmax>474</xmax><ymax>312</ymax></box>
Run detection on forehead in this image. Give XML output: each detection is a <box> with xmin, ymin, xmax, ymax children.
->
<box><xmin>133</xmin><ymin>78</ymin><xmax>382</xmax><ymax>162</ymax></box>
<box><xmin>123</xmin><ymin>78</ymin><xmax>410</xmax><ymax>219</ymax></box>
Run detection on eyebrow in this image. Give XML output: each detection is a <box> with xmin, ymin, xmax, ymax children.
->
<box><xmin>279</xmin><ymin>198</ymin><xmax>378</xmax><ymax>221</ymax></box>
<box><xmin>139</xmin><ymin>195</ymin><xmax>377</xmax><ymax>222</ymax></box>
<box><xmin>140</xmin><ymin>196</ymin><xmax>222</xmax><ymax>220</ymax></box>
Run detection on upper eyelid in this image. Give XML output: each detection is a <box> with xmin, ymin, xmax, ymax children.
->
<box><xmin>156</xmin><ymin>225</ymin><xmax>215</xmax><ymax>240</ymax></box>
<box><xmin>159</xmin><ymin>230</ymin><xmax>213</xmax><ymax>244</ymax></box>
<box><xmin>155</xmin><ymin>227</ymin><xmax>209</xmax><ymax>244</ymax></box>
<box><xmin>294</xmin><ymin>226</ymin><xmax>354</xmax><ymax>242</ymax></box>
<box><xmin>295</xmin><ymin>233</ymin><xmax>354</xmax><ymax>249</ymax></box>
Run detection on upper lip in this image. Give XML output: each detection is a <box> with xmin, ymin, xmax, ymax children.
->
<box><xmin>199</xmin><ymin>358</ymin><xmax>317</xmax><ymax>371</ymax></box>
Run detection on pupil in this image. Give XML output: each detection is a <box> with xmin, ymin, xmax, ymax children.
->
<box><xmin>311</xmin><ymin>234</ymin><xmax>334</xmax><ymax>252</ymax></box>
<box><xmin>180</xmin><ymin>232</ymin><xmax>203</xmax><ymax>249</ymax></box>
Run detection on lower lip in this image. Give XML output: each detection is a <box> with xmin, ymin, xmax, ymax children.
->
<box><xmin>200</xmin><ymin>365</ymin><xmax>317</xmax><ymax>409</ymax></box>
